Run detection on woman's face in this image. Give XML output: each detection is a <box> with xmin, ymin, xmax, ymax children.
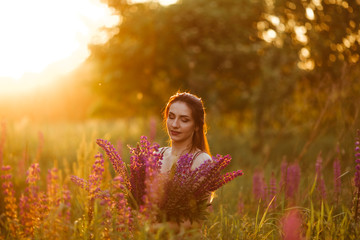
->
<box><xmin>166</xmin><ymin>101</ymin><xmax>196</xmax><ymax>145</ymax></box>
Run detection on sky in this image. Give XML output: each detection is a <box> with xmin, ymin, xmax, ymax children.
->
<box><xmin>0</xmin><ymin>0</ymin><xmax>121</xmax><ymax>94</ymax></box>
<box><xmin>0</xmin><ymin>0</ymin><xmax>177</xmax><ymax>95</ymax></box>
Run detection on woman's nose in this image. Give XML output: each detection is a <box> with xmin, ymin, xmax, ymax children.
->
<box><xmin>171</xmin><ymin>118</ymin><xmax>179</xmax><ymax>128</ymax></box>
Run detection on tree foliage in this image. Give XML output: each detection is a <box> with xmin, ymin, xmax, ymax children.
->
<box><xmin>83</xmin><ymin>0</ymin><xmax>360</xmax><ymax>143</ymax></box>
<box><xmin>87</xmin><ymin>0</ymin><xmax>266</xmax><ymax>116</ymax></box>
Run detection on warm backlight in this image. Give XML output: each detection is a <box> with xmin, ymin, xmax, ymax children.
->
<box><xmin>0</xmin><ymin>0</ymin><xmax>119</xmax><ymax>94</ymax></box>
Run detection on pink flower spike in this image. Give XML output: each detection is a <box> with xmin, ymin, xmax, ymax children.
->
<box><xmin>281</xmin><ymin>209</ymin><xmax>303</xmax><ymax>240</ymax></box>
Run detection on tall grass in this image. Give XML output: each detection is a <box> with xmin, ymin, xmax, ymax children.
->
<box><xmin>0</xmin><ymin>118</ymin><xmax>359</xmax><ymax>239</ymax></box>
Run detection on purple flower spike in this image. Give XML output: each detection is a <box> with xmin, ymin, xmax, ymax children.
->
<box><xmin>285</xmin><ymin>163</ymin><xmax>301</xmax><ymax>200</ymax></box>
<box><xmin>354</xmin><ymin>130</ymin><xmax>360</xmax><ymax>188</ymax></box>
<box><xmin>89</xmin><ymin>153</ymin><xmax>105</xmax><ymax>199</ymax></box>
<box><xmin>70</xmin><ymin>175</ymin><xmax>89</xmax><ymax>191</ymax></box>
<box><xmin>96</xmin><ymin>139</ymin><xmax>129</xmax><ymax>188</ymax></box>
<box><xmin>267</xmin><ymin>172</ymin><xmax>277</xmax><ymax>209</ymax></box>
<box><xmin>26</xmin><ymin>163</ymin><xmax>41</xmax><ymax>185</ymax></box>
<box><xmin>71</xmin><ymin>135</ymin><xmax>244</xmax><ymax>225</ymax></box>
<box><xmin>253</xmin><ymin>171</ymin><xmax>266</xmax><ymax>201</ymax></box>
<box><xmin>353</xmin><ymin>129</ymin><xmax>360</xmax><ymax>223</ymax></box>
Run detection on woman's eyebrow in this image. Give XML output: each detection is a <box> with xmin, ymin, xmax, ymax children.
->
<box><xmin>168</xmin><ymin>111</ymin><xmax>191</xmax><ymax>118</ymax></box>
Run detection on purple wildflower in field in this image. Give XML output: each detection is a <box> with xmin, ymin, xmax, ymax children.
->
<box><xmin>112</xmin><ymin>176</ymin><xmax>133</xmax><ymax>229</ymax></box>
<box><xmin>354</xmin><ymin>129</ymin><xmax>360</xmax><ymax>223</ymax></box>
<box><xmin>237</xmin><ymin>196</ymin><xmax>244</xmax><ymax>214</ymax></box>
<box><xmin>285</xmin><ymin>163</ymin><xmax>301</xmax><ymax>200</ymax></box>
<box><xmin>70</xmin><ymin>175</ymin><xmax>89</xmax><ymax>191</ymax></box>
<box><xmin>47</xmin><ymin>168</ymin><xmax>60</xmax><ymax>206</ymax></box>
<box><xmin>128</xmin><ymin>136</ymin><xmax>162</xmax><ymax>208</ymax></box>
<box><xmin>281</xmin><ymin>209</ymin><xmax>303</xmax><ymax>240</ymax></box>
<box><xmin>89</xmin><ymin>153</ymin><xmax>105</xmax><ymax>199</ymax></box>
<box><xmin>253</xmin><ymin>171</ymin><xmax>266</xmax><ymax>201</ymax></box>
<box><xmin>315</xmin><ymin>153</ymin><xmax>327</xmax><ymax>200</ymax></box>
<box><xmin>267</xmin><ymin>172</ymin><xmax>277</xmax><ymax>209</ymax></box>
<box><xmin>62</xmin><ymin>185</ymin><xmax>72</xmax><ymax>222</ymax></box>
<box><xmin>26</xmin><ymin>163</ymin><xmax>41</xmax><ymax>185</ymax></box>
<box><xmin>19</xmin><ymin>194</ymin><xmax>31</xmax><ymax>234</ymax></box>
<box><xmin>20</xmin><ymin>163</ymin><xmax>44</xmax><ymax>236</ymax></box>
<box><xmin>96</xmin><ymin>138</ymin><xmax>129</xmax><ymax>188</ymax></box>
<box><xmin>1</xmin><ymin>165</ymin><xmax>20</xmax><ymax>237</ymax></box>
<box><xmin>158</xmin><ymin>153</ymin><xmax>243</xmax><ymax>222</ymax></box>
<box><xmin>72</xmin><ymin>136</ymin><xmax>243</xmax><ymax>224</ymax></box>
<box><xmin>355</xmin><ymin>130</ymin><xmax>360</xmax><ymax>188</ymax></box>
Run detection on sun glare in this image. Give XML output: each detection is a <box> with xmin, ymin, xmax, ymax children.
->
<box><xmin>130</xmin><ymin>0</ymin><xmax>178</xmax><ymax>6</ymax></box>
<box><xmin>0</xmin><ymin>0</ymin><xmax>119</xmax><ymax>94</ymax></box>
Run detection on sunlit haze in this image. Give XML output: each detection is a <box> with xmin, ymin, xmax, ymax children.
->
<box><xmin>0</xmin><ymin>0</ymin><xmax>119</xmax><ymax>94</ymax></box>
<box><xmin>131</xmin><ymin>0</ymin><xmax>178</xmax><ymax>5</ymax></box>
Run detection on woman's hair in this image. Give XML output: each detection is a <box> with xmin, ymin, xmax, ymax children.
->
<box><xmin>163</xmin><ymin>92</ymin><xmax>210</xmax><ymax>155</ymax></box>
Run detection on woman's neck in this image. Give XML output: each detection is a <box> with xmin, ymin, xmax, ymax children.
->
<box><xmin>170</xmin><ymin>140</ymin><xmax>193</xmax><ymax>157</ymax></box>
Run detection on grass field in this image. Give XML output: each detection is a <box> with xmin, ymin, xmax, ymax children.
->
<box><xmin>0</xmin><ymin>118</ymin><xmax>359</xmax><ymax>239</ymax></box>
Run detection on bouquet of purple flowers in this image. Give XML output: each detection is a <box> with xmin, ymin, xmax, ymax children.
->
<box><xmin>72</xmin><ymin>136</ymin><xmax>243</xmax><ymax>224</ymax></box>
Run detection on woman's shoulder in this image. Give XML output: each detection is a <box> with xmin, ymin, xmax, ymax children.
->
<box><xmin>191</xmin><ymin>151</ymin><xmax>212</xmax><ymax>170</ymax></box>
<box><xmin>157</xmin><ymin>147</ymin><xmax>169</xmax><ymax>155</ymax></box>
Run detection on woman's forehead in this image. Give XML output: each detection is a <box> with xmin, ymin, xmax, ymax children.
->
<box><xmin>169</xmin><ymin>101</ymin><xmax>192</xmax><ymax>117</ymax></box>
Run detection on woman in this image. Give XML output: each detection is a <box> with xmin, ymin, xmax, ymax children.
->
<box><xmin>159</xmin><ymin>92</ymin><xmax>212</xmax><ymax>174</ymax></box>
<box><xmin>155</xmin><ymin>92</ymin><xmax>213</xmax><ymax>234</ymax></box>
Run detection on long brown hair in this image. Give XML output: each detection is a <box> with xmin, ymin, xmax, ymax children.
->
<box><xmin>163</xmin><ymin>92</ymin><xmax>210</xmax><ymax>155</ymax></box>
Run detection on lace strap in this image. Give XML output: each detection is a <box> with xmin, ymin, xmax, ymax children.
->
<box><xmin>159</xmin><ymin>147</ymin><xmax>169</xmax><ymax>156</ymax></box>
<box><xmin>191</xmin><ymin>150</ymin><xmax>204</xmax><ymax>166</ymax></box>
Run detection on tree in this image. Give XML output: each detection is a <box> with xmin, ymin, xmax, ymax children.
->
<box><xmin>86</xmin><ymin>0</ymin><xmax>266</xmax><ymax>117</ymax></box>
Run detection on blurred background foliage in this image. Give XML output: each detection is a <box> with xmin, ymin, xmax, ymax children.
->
<box><xmin>1</xmin><ymin>0</ymin><xmax>360</xmax><ymax>169</ymax></box>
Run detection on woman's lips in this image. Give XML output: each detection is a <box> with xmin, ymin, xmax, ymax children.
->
<box><xmin>170</xmin><ymin>130</ymin><xmax>180</xmax><ymax>136</ymax></box>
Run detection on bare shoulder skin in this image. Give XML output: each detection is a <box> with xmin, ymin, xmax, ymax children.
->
<box><xmin>191</xmin><ymin>152</ymin><xmax>212</xmax><ymax>170</ymax></box>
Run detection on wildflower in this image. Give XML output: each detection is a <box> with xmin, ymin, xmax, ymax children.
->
<box><xmin>1</xmin><ymin>165</ymin><xmax>21</xmax><ymax>238</ymax></box>
<box><xmin>160</xmin><ymin>153</ymin><xmax>243</xmax><ymax>223</ymax></box>
<box><xmin>353</xmin><ymin>129</ymin><xmax>360</xmax><ymax>222</ymax></box>
<box><xmin>62</xmin><ymin>185</ymin><xmax>72</xmax><ymax>222</ymax></box>
<box><xmin>72</xmin><ymin>136</ymin><xmax>244</xmax><ymax>226</ymax></box>
<box><xmin>315</xmin><ymin>153</ymin><xmax>327</xmax><ymax>200</ymax></box>
<box><xmin>18</xmin><ymin>163</ymin><xmax>43</xmax><ymax>237</ymax></box>
<box><xmin>71</xmin><ymin>175</ymin><xmax>89</xmax><ymax>191</ymax></box>
<box><xmin>96</xmin><ymin>138</ymin><xmax>129</xmax><ymax>188</ymax></box>
<box><xmin>47</xmin><ymin>168</ymin><xmax>60</xmax><ymax>207</ymax></box>
<box><xmin>88</xmin><ymin>153</ymin><xmax>105</xmax><ymax>199</ymax></box>
<box><xmin>237</xmin><ymin>195</ymin><xmax>244</xmax><ymax>214</ymax></box>
<box><xmin>267</xmin><ymin>172</ymin><xmax>277</xmax><ymax>209</ymax></box>
<box><xmin>127</xmin><ymin>136</ymin><xmax>161</xmax><ymax>209</ymax></box>
<box><xmin>252</xmin><ymin>171</ymin><xmax>266</xmax><ymax>201</ymax></box>
<box><xmin>112</xmin><ymin>177</ymin><xmax>133</xmax><ymax>230</ymax></box>
<box><xmin>26</xmin><ymin>163</ymin><xmax>41</xmax><ymax>185</ymax></box>
<box><xmin>355</xmin><ymin>130</ymin><xmax>360</xmax><ymax>188</ymax></box>
<box><xmin>281</xmin><ymin>209</ymin><xmax>303</xmax><ymax>240</ymax></box>
<box><xmin>285</xmin><ymin>163</ymin><xmax>301</xmax><ymax>200</ymax></box>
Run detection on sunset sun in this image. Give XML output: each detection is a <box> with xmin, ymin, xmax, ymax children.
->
<box><xmin>0</xmin><ymin>0</ymin><xmax>119</xmax><ymax>94</ymax></box>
